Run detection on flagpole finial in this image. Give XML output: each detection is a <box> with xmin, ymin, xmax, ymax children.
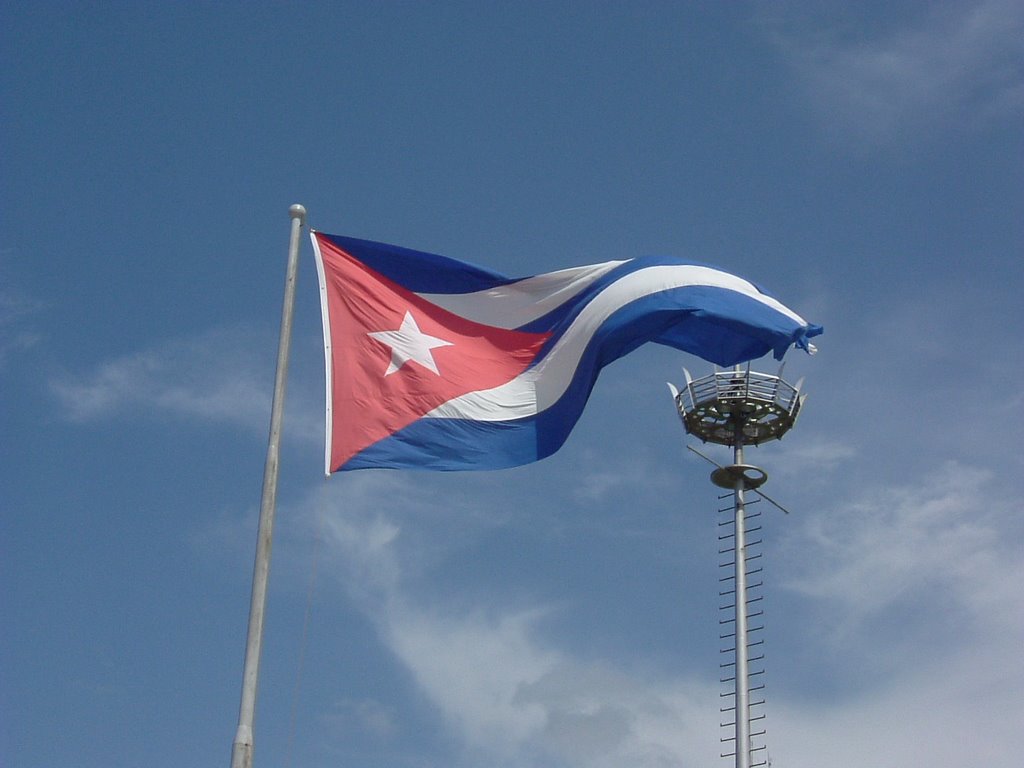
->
<box><xmin>289</xmin><ymin>203</ymin><xmax>307</xmax><ymax>222</ymax></box>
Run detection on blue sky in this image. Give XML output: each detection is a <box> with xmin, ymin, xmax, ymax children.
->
<box><xmin>2</xmin><ymin>2</ymin><xmax>1022</xmax><ymax>767</ymax></box>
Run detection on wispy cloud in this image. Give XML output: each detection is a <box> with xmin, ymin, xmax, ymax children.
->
<box><xmin>312</xmin><ymin>479</ymin><xmax>720</xmax><ymax>767</ymax></box>
<box><xmin>569</xmin><ymin>447</ymin><xmax>679</xmax><ymax>505</ymax></box>
<box><xmin>0</xmin><ymin>253</ymin><xmax>43</xmax><ymax>370</ymax></box>
<box><xmin>773</xmin><ymin>635</ymin><xmax>1024</xmax><ymax>767</ymax></box>
<box><xmin>765</xmin><ymin>0</ymin><xmax>1024</xmax><ymax>146</ymax></box>
<box><xmin>772</xmin><ymin>456</ymin><xmax>1024</xmax><ymax>768</ymax></box>
<box><xmin>51</xmin><ymin>325</ymin><xmax>269</xmax><ymax>424</ymax></box>
<box><xmin>309</xmin><ymin>454</ymin><xmax>1024</xmax><ymax>767</ymax></box>
<box><xmin>513</xmin><ymin>663</ymin><xmax>718</xmax><ymax>768</ymax></box>
<box><xmin>754</xmin><ymin>436</ymin><xmax>857</xmax><ymax>479</ymax></box>
<box><xmin>321</xmin><ymin>697</ymin><xmax>397</xmax><ymax>740</ymax></box>
<box><xmin>49</xmin><ymin>324</ymin><xmax>323</xmax><ymax>442</ymax></box>
<box><xmin>781</xmin><ymin>461</ymin><xmax>1022</xmax><ymax>641</ymax></box>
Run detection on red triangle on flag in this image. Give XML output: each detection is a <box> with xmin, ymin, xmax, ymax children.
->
<box><xmin>317</xmin><ymin>237</ymin><xmax>550</xmax><ymax>469</ymax></box>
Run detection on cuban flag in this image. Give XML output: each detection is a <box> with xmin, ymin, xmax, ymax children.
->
<box><xmin>311</xmin><ymin>231</ymin><xmax>822</xmax><ymax>473</ymax></box>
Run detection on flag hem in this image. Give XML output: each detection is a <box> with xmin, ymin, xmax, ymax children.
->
<box><xmin>309</xmin><ymin>230</ymin><xmax>334</xmax><ymax>477</ymax></box>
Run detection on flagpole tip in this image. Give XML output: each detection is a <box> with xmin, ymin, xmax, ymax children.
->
<box><xmin>289</xmin><ymin>204</ymin><xmax>307</xmax><ymax>222</ymax></box>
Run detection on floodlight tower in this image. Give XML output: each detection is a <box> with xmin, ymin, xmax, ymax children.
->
<box><xmin>669</xmin><ymin>365</ymin><xmax>805</xmax><ymax>768</ymax></box>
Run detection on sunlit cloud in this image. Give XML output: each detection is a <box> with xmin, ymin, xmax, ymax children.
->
<box><xmin>773</xmin><ymin>456</ymin><xmax>1024</xmax><ymax>768</ymax></box>
<box><xmin>765</xmin><ymin>0</ymin><xmax>1024</xmax><ymax>146</ymax></box>
<box><xmin>312</xmin><ymin>479</ymin><xmax>720</xmax><ymax>767</ymax></box>
<box><xmin>308</xmin><ymin>452</ymin><xmax>1024</xmax><ymax>767</ymax></box>
<box><xmin>51</xmin><ymin>325</ymin><xmax>268</xmax><ymax>422</ymax></box>
<box><xmin>772</xmin><ymin>631</ymin><xmax>1024</xmax><ymax>767</ymax></box>
<box><xmin>781</xmin><ymin>461</ymin><xmax>1022</xmax><ymax>639</ymax></box>
<box><xmin>48</xmin><ymin>324</ymin><xmax>323</xmax><ymax>443</ymax></box>
<box><xmin>749</xmin><ymin>436</ymin><xmax>857</xmax><ymax>479</ymax></box>
<box><xmin>0</xmin><ymin>254</ymin><xmax>43</xmax><ymax>370</ymax></box>
<box><xmin>321</xmin><ymin>697</ymin><xmax>397</xmax><ymax>740</ymax></box>
<box><xmin>569</xmin><ymin>449</ymin><xmax>679</xmax><ymax>504</ymax></box>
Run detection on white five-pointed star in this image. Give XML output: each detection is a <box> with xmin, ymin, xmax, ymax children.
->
<box><xmin>367</xmin><ymin>310</ymin><xmax>454</xmax><ymax>376</ymax></box>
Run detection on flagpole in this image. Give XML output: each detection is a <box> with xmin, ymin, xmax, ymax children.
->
<box><xmin>231</xmin><ymin>203</ymin><xmax>306</xmax><ymax>768</ymax></box>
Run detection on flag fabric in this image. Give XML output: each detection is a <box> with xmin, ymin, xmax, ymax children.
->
<box><xmin>311</xmin><ymin>231</ymin><xmax>823</xmax><ymax>473</ymax></box>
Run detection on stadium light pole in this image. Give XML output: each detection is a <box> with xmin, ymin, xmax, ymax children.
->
<box><xmin>671</xmin><ymin>365</ymin><xmax>806</xmax><ymax>768</ymax></box>
<box><xmin>729</xmin><ymin>423</ymin><xmax>752</xmax><ymax>768</ymax></box>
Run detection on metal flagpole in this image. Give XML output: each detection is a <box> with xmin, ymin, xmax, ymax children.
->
<box><xmin>231</xmin><ymin>203</ymin><xmax>306</xmax><ymax>768</ymax></box>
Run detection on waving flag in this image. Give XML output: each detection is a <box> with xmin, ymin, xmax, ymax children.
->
<box><xmin>311</xmin><ymin>231</ymin><xmax>822</xmax><ymax>473</ymax></box>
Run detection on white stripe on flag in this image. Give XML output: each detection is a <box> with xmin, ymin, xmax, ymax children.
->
<box><xmin>425</xmin><ymin>264</ymin><xmax>809</xmax><ymax>421</ymax></box>
<box><xmin>418</xmin><ymin>260</ymin><xmax>628</xmax><ymax>329</ymax></box>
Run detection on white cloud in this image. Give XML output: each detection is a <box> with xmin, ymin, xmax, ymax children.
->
<box><xmin>569</xmin><ymin>448</ymin><xmax>679</xmax><ymax>505</ymax></box>
<box><xmin>374</xmin><ymin>602</ymin><xmax>721</xmax><ymax>768</ymax></box>
<box><xmin>772</xmin><ymin>634</ymin><xmax>1023</xmax><ymax>767</ymax></box>
<box><xmin>315</xmin><ymin>482</ymin><xmax>553</xmax><ymax>757</ymax></box>
<box><xmin>310</xmin><ymin>453</ymin><xmax>1024</xmax><ymax>767</ymax></box>
<box><xmin>767</xmin><ymin>460</ymin><xmax>1024</xmax><ymax>766</ymax></box>
<box><xmin>49</xmin><ymin>324</ymin><xmax>323</xmax><ymax>442</ymax></box>
<box><xmin>313</xmin><ymin>479</ymin><xmax>720</xmax><ymax>767</ymax></box>
<box><xmin>752</xmin><ymin>436</ymin><xmax>857</xmax><ymax>479</ymax></box>
<box><xmin>382</xmin><ymin>599</ymin><xmax>723</xmax><ymax>768</ymax></box>
<box><xmin>321</xmin><ymin>697</ymin><xmax>397</xmax><ymax>740</ymax></box>
<box><xmin>389</xmin><ymin>607</ymin><xmax>556</xmax><ymax>760</ymax></box>
<box><xmin>0</xmin><ymin>256</ymin><xmax>43</xmax><ymax>369</ymax></box>
<box><xmin>514</xmin><ymin>664</ymin><xmax>719</xmax><ymax>768</ymax></box>
<box><xmin>781</xmin><ymin>461</ymin><xmax>1022</xmax><ymax>637</ymax></box>
<box><xmin>767</xmin><ymin>0</ymin><xmax>1024</xmax><ymax>146</ymax></box>
<box><xmin>51</xmin><ymin>326</ymin><xmax>268</xmax><ymax>422</ymax></box>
